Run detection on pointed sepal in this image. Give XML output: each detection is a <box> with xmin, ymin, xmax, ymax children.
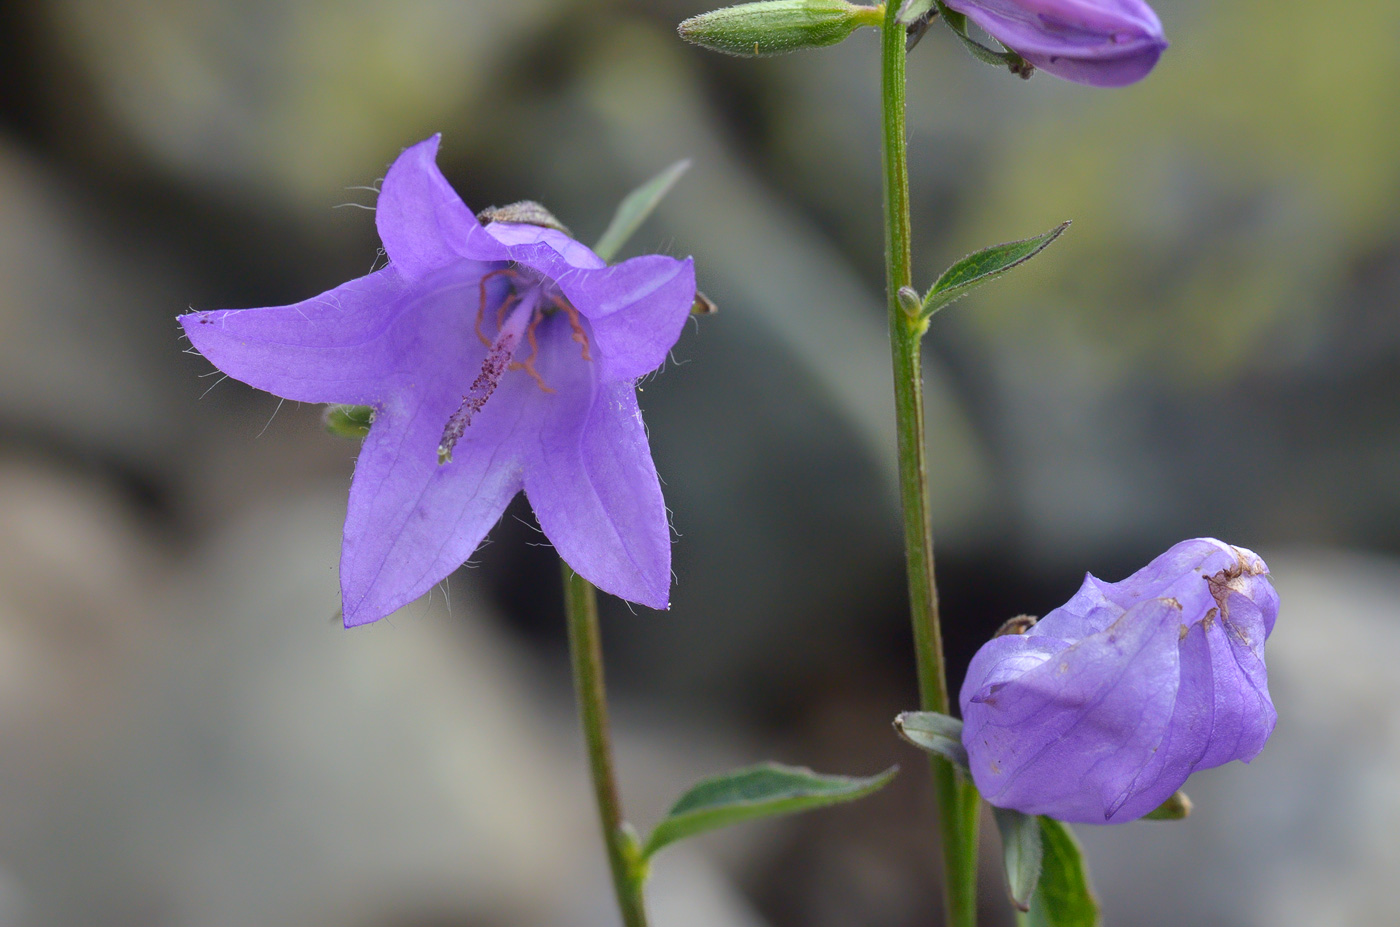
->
<box><xmin>894</xmin><ymin>711</ymin><xmax>970</xmax><ymax>771</ymax></box>
<box><xmin>1142</xmin><ymin>790</ymin><xmax>1193</xmax><ymax>821</ymax></box>
<box><xmin>1021</xmin><ymin>817</ymin><xmax>1100</xmax><ymax>927</ymax></box>
<box><xmin>323</xmin><ymin>404</ymin><xmax>374</xmax><ymax>439</ymax></box>
<box><xmin>994</xmin><ymin>806</ymin><xmax>1044</xmax><ymax>912</ymax></box>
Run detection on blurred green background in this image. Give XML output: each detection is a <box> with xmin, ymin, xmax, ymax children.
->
<box><xmin>1</xmin><ymin>1</ymin><xmax>1397</xmax><ymax>925</ymax></box>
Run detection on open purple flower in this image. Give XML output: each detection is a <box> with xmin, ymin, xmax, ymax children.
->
<box><xmin>961</xmin><ymin>538</ymin><xmax>1278</xmax><ymax>823</ymax></box>
<box><xmin>943</xmin><ymin>0</ymin><xmax>1168</xmax><ymax>87</ymax></box>
<box><xmin>181</xmin><ymin>136</ymin><xmax>696</xmax><ymax>626</ymax></box>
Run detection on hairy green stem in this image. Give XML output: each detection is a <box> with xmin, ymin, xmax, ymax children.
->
<box><xmin>879</xmin><ymin>7</ymin><xmax>981</xmax><ymax>926</ymax></box>
<box><xmin>563</xmin><ymin>564</ymin><xmax>650</xmax><ymax>927</ymax></box>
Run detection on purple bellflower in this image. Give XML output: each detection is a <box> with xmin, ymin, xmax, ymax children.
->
<box><xmin>943</xmin><ymin>0</ymin><xmax>1168</xmax><ymax>87</ymax></box>
<box><xmin>960</xmin><ymin>538</ymin><xmax>1278</xmax><ymax>823</ymax></box>
<box><xmin>181</xmin><ymin>136</ymin><xmax>696</xmax><ymax>626</ymax></box>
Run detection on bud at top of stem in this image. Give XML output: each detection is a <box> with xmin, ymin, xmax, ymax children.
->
<box><xmin>678</xmin><ymin>1</ymin><xmax>884</xmax><ymax>58</ymax></box>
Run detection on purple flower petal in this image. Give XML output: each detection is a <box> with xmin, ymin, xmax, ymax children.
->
<box><xmin>179</xmin><ymin>268</ymin><xmax>410</xmax><ymax>405</ymax></box>
<box><xmin>375</xmin><ymin>135</ymin><xmax>499</xmax><ymax>278</ymax></box>
<box><xmin>339</xmin><ymin>376</ymin><xmax>524</xmax><ymax>627</ymax></box>
<box><xmin>483</xmin><ymin>220</ymin><xmax>607</xmax><ymax>274</ymax></box>
<box><xmin>943</xmin><ymin>0</ymin><xmax>1168</xmax><ymax>87</ymax></box>
<box><xmin>964</xmin><ymin>598</ymin><xmax>1182</xmax><ymax>823</ymax></box>
<box><xmin>962</xmin><ymin>538</ymin><xmax>1279</xmax><ymax>823</ymax></box>
<box><xmin>556</xmin><ymin>255</ymin><xmax>697</xmax><ymax>381</ymax></box>
<box><xmin>521</xmin><ymin>322</ymin><xmax>672</xmax><ymax>608</ymax></box>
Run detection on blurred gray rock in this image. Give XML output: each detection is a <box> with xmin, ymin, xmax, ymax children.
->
<box><xmin>0</xmin><ymin>466</ymin><xmax>768</xmax><ymax>927</ymax></box>
<box><xmin>0</xmin><ymin>137</ymin><xmax>188</xmax><ymax>469</ymax></box>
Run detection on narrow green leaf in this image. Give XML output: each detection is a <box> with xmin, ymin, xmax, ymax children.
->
<box><xmin>323</xmin><ymin>404</ymin><xmax>373</xmax><ymax>439</ymax></box>
<box><xmin>921</xmin><ymin>221</ymin><xmax>1070</xmax><ymax>319</ymax></box>
<box><xmin>1143</xmin><ymin>790</ymin><xmax>1193</xmax><ymax>821</ymax></box>
<box><xmin>641</xmin><ymin>762</ymin><xmax>896</xmax><ymax>860</ymax></box>
<box><xmin>593</xmin><ymin>160</ymin><xmax>692</xmax><ymax>263</ymax></box>
<box><xmin>1023</xmin><ymin>818</ymin><xmax>1099</xmax><ymax>927</ymax></box>
<box><xmin>993</xmin><ymin>807</ymin><xmax>1044</xmax><ymax>912</ymax></box>
<box><xmin>893</xmin><ymin>711</ymin><xmax>969</xmax><ymax>771</ymax></box>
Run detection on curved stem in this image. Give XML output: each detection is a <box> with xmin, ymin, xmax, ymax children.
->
<box><xmin>563</xmin><ymin>564</ymin><xmax>650</xmax><ymax>927</ymax></box>
<box><xmin>879</xmin><ymin>7</ymin><xmax>981</xmax><ymax>926</ymax></box>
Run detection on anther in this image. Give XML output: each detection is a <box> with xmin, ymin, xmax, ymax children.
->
<box><xmin>551</xmin><ymin>294</ymin><xmax>593</xmax><ymax>362</ymax></box>
<box><xmin>520</xmin><ymin>313</ymin><xmax>555</xmax><ymax>394</ymax></box>
<box><xmin>475</xmin><ymin>268</ymin><xmax>519</xmax><ymax>347</ymax></box>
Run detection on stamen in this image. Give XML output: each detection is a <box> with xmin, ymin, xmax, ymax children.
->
<box><xmin>520</xmin><ymin>313</ymin><xmax>555</xmax><ymax>394</ymax></box>
<box><xmin>551</xmin><ymin>294</ymin><xmax>593</xmax><ymax>362</ymax></box>
<box><xmin>475</xmin><ymin>268</ymin><xmax>518</xmax><ymax>347</ymax></box>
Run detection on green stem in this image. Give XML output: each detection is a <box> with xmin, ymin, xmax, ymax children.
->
<box><xmin>879</xmin><ymin>7</ymin><xmax>981</xmax><ymax>927</ymax></box>
<box><xmin>563</xmin><ymin>564</ymin><xmax>650</xmax><ymax>927</ymax></box>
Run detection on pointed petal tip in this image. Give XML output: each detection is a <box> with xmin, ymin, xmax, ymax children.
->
<box><xmin>339</xmin><ymin>599</ymin><xmax>382</xmax><ymax>629</ymax></box>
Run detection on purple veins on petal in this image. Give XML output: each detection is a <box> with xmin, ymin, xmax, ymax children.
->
<box><xmin>960</xmin><ymin>538</ymin><xmax>1279</xmax><ymax>823</ymax></box>
<box><xmin>180</xmin><ymin>135</ymin><xmax>697</xmax><ymax>626</ymax></box>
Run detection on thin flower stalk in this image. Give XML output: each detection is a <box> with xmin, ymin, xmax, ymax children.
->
<box><xmin>879</xmin><ymin>6</ymin><xmax>980</xmax><ymax>925</ymax></box>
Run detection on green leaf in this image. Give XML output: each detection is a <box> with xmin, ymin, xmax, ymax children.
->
<box><xmin>993</xmin><ymin>807</ymin><xmax>1044</xmax><ymax>912</ymax></box>
<box><xmin>893</xmin><ymin>711</ymin><xmax>969</xmax><ymax>771</ymax></box>
<box><xmin>323</xmin><ymin>404</ymin><xmax>373</xmax><ymax>439</ymax></box>
<box><xmin>1142</xmin><ymin>790</ymin><xmax>1193</xmax><ymax>821</ymax></box>
<box><xmin>593</xmin><ymin>159</ymin><xmax>692</xmax><ymax>263</ymax></box>
<box><xmin>641</xmin><ymin>762</ymin><xmax>896</xmax><ymax>860</ymax></box>
<box><xmin>1021</xmin><ymin>818</ymin><xmax>1099</xmax><ymax>927</ymax></box>
<box><xmin>921</xmin><ymin>221</ymin><xmax>1070</xmax><ymax>319</ymax></box>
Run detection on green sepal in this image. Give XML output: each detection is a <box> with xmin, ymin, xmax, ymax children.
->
<box><xmin>1020</xmin><ymin>818</ymin><xmax>1099</xmax><ymax>927</ymax></box>
<box><xmin>1142</xmin><ymin>790</ymin><xmax>1193</xmax><ymax>821</ymax></box>
<box><xmin>897</xmin><ymin>285</ymin><xmax>923</xmax><ymax>320</ymax></box>
<box><xmin>896</xmin><ymin>0</ymin><xmax>937</xmax><ymax>24</ymax></box>
<box><xmin>920</xmin><ymin>221</ymin><xmax>1070</xmax><ymax>320</ymax></box>
<box><xmin>994</xmin><ymin>807</ymin><xmax>1044</xmax><ymax>912</ymax></box>
<box><xmin>593</xmin><ymin>159</ymin><xmax>692</xmax><ymax>263</ymax></box>
<box><xmin>678</xmin><ymin>1</ymin><xmax>883</xmax><ymax>58</ymax></box>
<box><xmin>893</xmin><ymin>711</ymin><xmax>969</xmax><ymax>771</ymax></box>
<box><xmin>323</xmin><ymin>404</ymin><xmax>374</xmax><ymax>439</ymax></box>
<box><xmin>640</xmin><ymin>762</ymin><xmax>896</xmax><ymax>860</ymax></box>
<box><xmin>923</xmin><ymin>1</ymin><xmax>1033</xmax><ymax>76</ymax></box>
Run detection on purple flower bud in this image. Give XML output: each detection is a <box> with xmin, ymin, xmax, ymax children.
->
<box><xmin>942</xmin><ymin>0</ymin><xmax>1168</xmax><ymax>87</ymax></box>
<box><xmin>960</xmin><ymin>539</ymin><xmax>1278</xmax><ymax>823</ymax></box>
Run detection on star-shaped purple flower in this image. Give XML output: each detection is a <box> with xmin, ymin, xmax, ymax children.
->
<box><xmin>960</xmin><ymin>538</ymin><xmax>1278</xmax><ymax>823</ymax></box>
<box><xmin>181</xmin><ymin>136</ymin><xmax>696</xmax><ymax>626</ymax></box>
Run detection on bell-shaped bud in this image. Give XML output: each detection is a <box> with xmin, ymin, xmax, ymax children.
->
<box><xmin>939</xmin><ymin>0</ymin><xmax>1168</xmax><ymax>87</ymax></box>
<box><xmin>961</xmin><ymin>538</ymin><xmax>1278</xmax><ymax>824</ymax></box>
<box><xmin>679</xmin><ymin>1</ymin><xmax>883</xmax><ymax>57</ymax></box>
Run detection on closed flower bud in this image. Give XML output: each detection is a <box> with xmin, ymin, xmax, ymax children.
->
<box><xmin>678</xmin><ymin>0</ymin><xmax>883</xmax><ymax>57</ymax></box>
<box><xmin>942</xmin><ymin>0</ymin><xmax>1168</xmax><ymax>87</ymax></box>
<box><xmin>961</xmin><ymin>538</ymin><xmax>1278</xmax><ymax>823</ymax></box>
